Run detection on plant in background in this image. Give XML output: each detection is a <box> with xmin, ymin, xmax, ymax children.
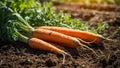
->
<box><xmin>97</xmin><ymin>23</ymin><xmax>109</xmax><ymax>34</ymax></box>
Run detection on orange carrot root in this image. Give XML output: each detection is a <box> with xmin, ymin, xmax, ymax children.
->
<box><xmin>28</xmin><ymin>38</ymin><xmax>72</xmax><ymax>64</ymax></box>
<box><xmin>33</xmin><ymin>29</ymin><xmax>80</xmax><ymax>48</ymax></box>
<box><xmin>29</xmin><ymin>38</ymin><xmax>63</xmax><ymax>54</ymax></box>
<box><xmin>40</xmin><ymin>26</ymin><xmax>105</xmax><ymax>43</ymax></box>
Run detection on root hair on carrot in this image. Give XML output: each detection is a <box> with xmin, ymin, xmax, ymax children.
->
<box><xmin>77</xmin><ymin>42</ymin><xmax>99</xmax><ymax>57</ymax></box>
<box><xmin>77</xmin><ymin>38</ymin><xmax>96</xmax><ymax>45</ymax></box>
<box><xmin>60</xmin><ymin>50</ymin><xmax>73</xmax><ymax>64</ymax></box>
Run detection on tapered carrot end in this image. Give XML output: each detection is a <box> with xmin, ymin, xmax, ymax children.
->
<box><xmin>105</xmin><ymin>38</ymin><xmax>114</xmax><ymax>42</ymax></box>
<box><xmin>99</xmin><ymin>35</ymin><xmax>114</xmax><ymax>43</ymax></box>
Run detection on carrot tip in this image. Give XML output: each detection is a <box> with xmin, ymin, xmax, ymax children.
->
<box><xmin>101</xmin><ymin>36</ymin><xmax>114</xmax><ymax>42</ymax></box>
<box><xmin>105</xmin><ymin>38</ymin><xmax>114</xmax><ymax>42</ymax></box>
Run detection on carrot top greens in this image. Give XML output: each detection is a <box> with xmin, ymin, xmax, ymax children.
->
<box><xmin>0</xmin><ymin>2</ymin><xmax>33</xmax><ymax>42</ymax></box>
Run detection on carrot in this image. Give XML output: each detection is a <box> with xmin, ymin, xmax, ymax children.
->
<box><xmin>32</xmin><ymin>29</ymin><xmax>80</xmax><ymax>48</ymax></box>
<box><xmin>29</xmin><ymin>38</ymin><xmax>63</xmax><ymax>54</ymax></box>
<box><xmin>28</xmin><ymin>38</ymin><xmax>71</xmax><ymax>64</ymax></box>
<box><xmin>40</xmin><ymin>26</ymin><xmax>105</xmax><ymax>43</ymax></box>
<box><xmin>32</xmin><ymin>29</ymin><xmax>98</xmax><ymax>57</ymax></box>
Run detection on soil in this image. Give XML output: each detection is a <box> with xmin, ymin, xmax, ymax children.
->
<box><xmin>0</xmin><ymin>2</ymin><xmax>120</xmax><ymax>68</ymax></box>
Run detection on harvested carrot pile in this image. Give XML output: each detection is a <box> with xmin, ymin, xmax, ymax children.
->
<box><xmin>0</xmin><ymin>8</ymin><xmax>105</xmax><ymax>62</ymax></box>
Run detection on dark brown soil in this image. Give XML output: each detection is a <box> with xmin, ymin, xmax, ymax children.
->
<box><xmin>0</xmin><ymin>2</ymin><xmax>120</xmax><ymax>68</ymax></box>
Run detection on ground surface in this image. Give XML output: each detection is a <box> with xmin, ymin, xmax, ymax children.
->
<box><xmin>0</xmin><ymin>2</ymin><xmax>120</xmax><ymax>68</ymax></box>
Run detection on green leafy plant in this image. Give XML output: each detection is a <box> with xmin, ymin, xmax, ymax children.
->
<box><xmin>97</xmin><ymin>23</ymin><xmax>109</xmax><ymax>34</ymax></box>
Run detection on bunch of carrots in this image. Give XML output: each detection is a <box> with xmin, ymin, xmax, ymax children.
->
<box><xmin>0</xmin><ymin>1</ymin><xmax>110</xmax><ymax>64</ymax></box>
<box><xmin>30</xmin><ymin>26</ymin><xmax>105</xmax><ymax>54</ymax></box>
